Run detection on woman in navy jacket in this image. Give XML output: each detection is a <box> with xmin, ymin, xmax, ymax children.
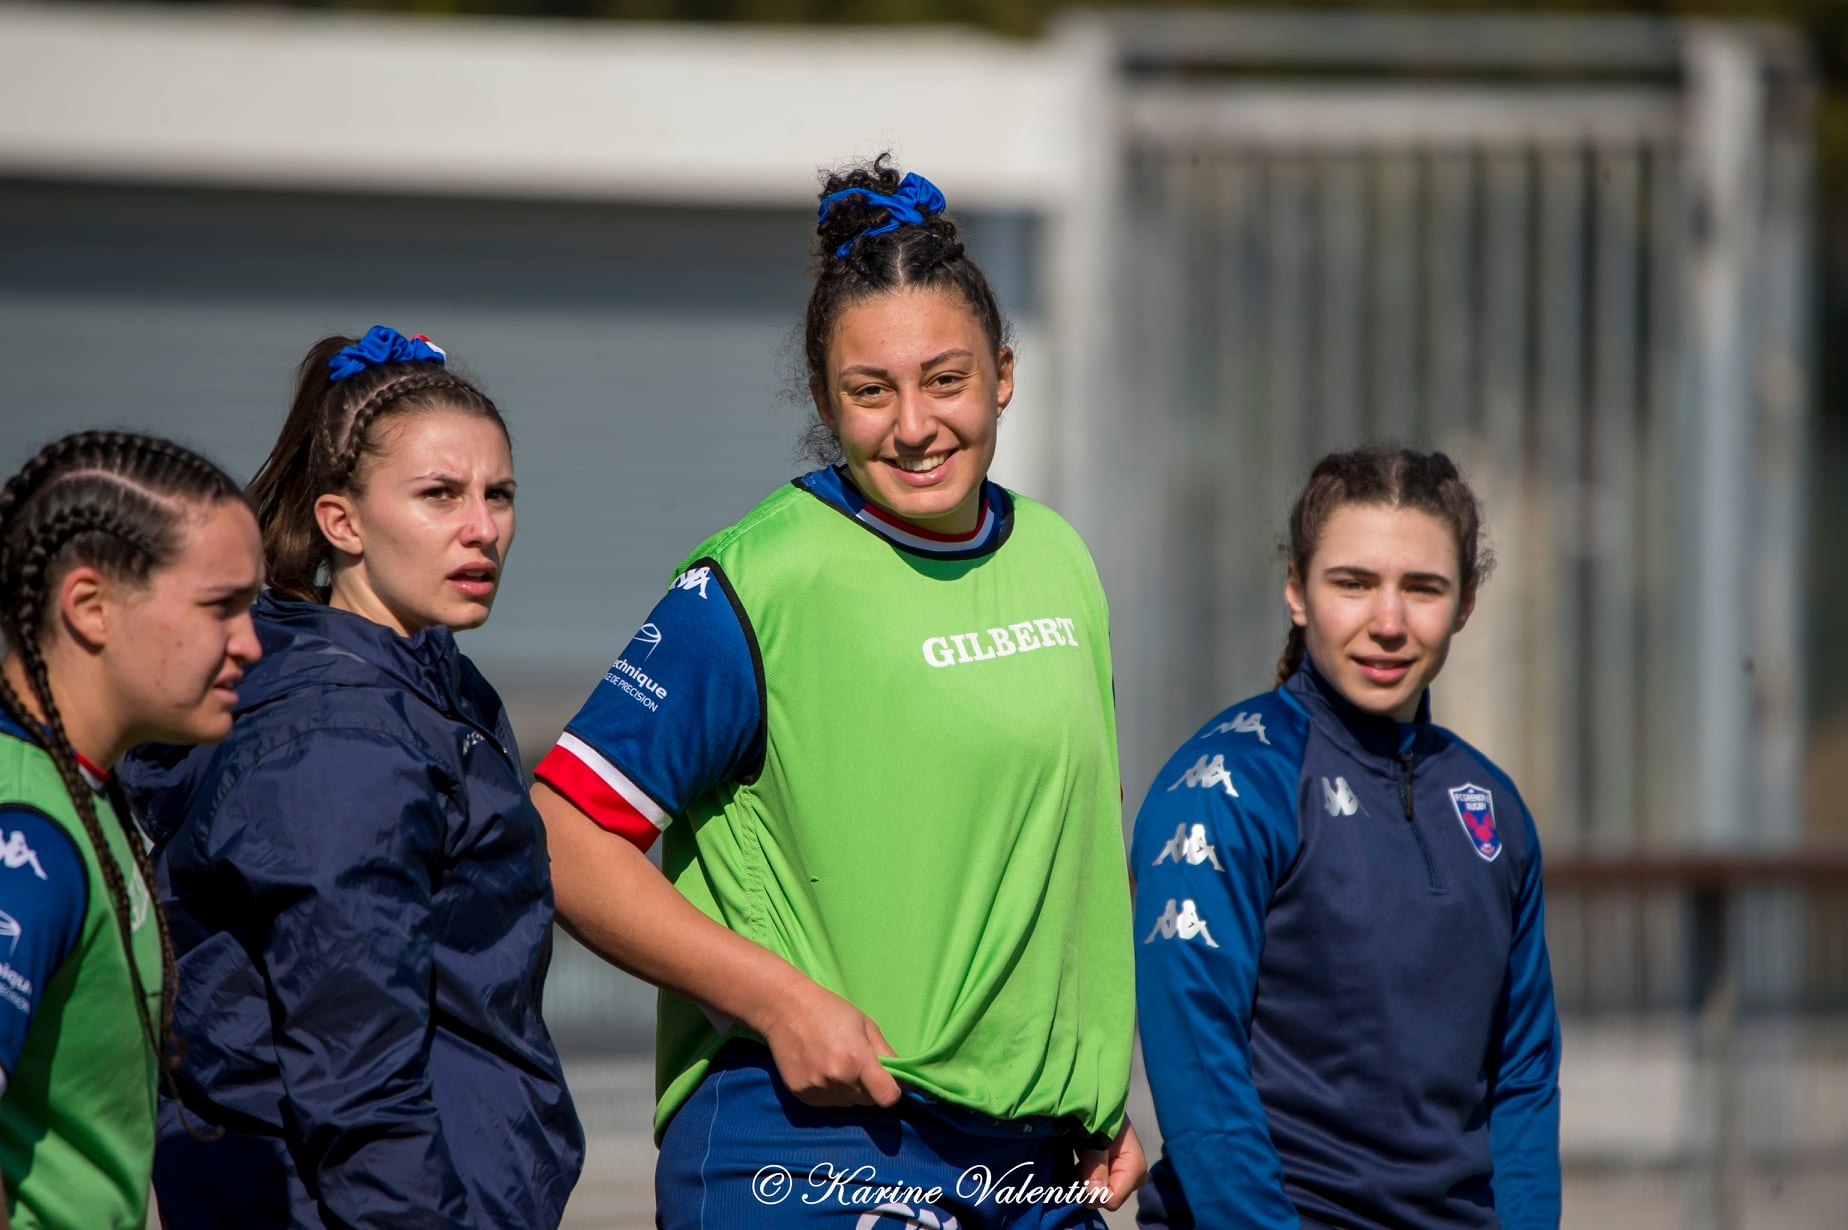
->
<box><xmin>122</xmin><ymin>328</ymin><xmax>582</xmax><ymax>1229</ymax></box>
<box><xmin>1132</xmin><ymin>446</ymin><xmax>1561</xmax><ymax>1230</ymax></box>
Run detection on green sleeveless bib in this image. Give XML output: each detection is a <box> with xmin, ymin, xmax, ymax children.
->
<box><xmin>655</xmin><ymin>485</ymin><xmax>1133</xmax><ymax>1141</ymax></box>
<box><xmin>0</xmin><ymin>731</ymin><xmax>161</xmax><ymax>1230</ymax></box>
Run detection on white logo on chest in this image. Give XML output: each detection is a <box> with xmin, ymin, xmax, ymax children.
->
<box><xmin>1322</xmin><ymin>776</ymin><xmax>1359</xmax><ymax>816</ymax></box>
<box><xmin>920</xmin><ymin>616</ymin><xmax>1080</xmax><ymax>669</ymax></box>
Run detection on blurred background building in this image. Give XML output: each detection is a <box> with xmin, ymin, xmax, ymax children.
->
<box><xmin>1</xmin><ymin>2</ymin><xmax>1843</xmax><ymax>1227</ymax></box>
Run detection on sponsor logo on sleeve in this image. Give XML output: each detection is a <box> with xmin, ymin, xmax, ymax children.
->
<box><xmin>1448</xmin><ymin>783</ymin><xmax>1502</xmax><ymax>862</ymax></box>
<box><xmin>1168</xmin><ymin>754</ymin><xmax>1238</xmax><ymax>798</ymax></box>
<box><xmin>1143</xmin><ymin>898</ymin><xmax>1220</xmax><ymax>948</ymax></box>
<box><xmin>1153</xmin><ymin>823</ymin><xmax>1224</xmax><ymax>871</ymax></box>
<box><xmin>0</xmin><ymin>910</ymin><xmax>18</xmax><ymax>956</ymax></box>
<box><xmin>1204</xmin><ymin>711</ymin><xmax>1269</xmax><ymax>745</ymax></box>
<box><xmin>0</xmin><ymin>958</ymin><xmax>32</xmax><ymax>1015</ymax></box>
<box><xmin>0</xmin><ymin>830</ymin><xmax>46</xmax><ymax>880</ymax></box>
<box><xmin>672</xmin><ymin>567</ymin><xmax>713</xmax><ymax>600</ymax></box>
<box><xmin>602</xmin><ymin>624</ymin><xmax>670</xmax><ymax>713</ymax></box>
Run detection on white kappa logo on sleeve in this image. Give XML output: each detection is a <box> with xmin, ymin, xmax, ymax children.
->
<box><xmin>672</xmin><ymin>567</ymin><xmax>712</xmax><ymax>599</ymax></box>
<box><xmin>1205</xmin><ymin>711</ymin><xmax>1269</xmax><ymax>745</ymax></box>
<box><xmin>0</xmin><ymin>831</ymin><xmax>46</xmax><ymax>880</ymax></box>
<box><xmin>1143</xmin><ymin>898</ymin><xmax>1220</xmax><ymax>947</ymax></box>
<box><xmin>1153</xmin><ymin>823</ymin><xmax>1224</xmax><ymax>871</ymax></box>
<box><xmin>1168</xmin><ymin>754</ymin><xmax>1238</xmax><ymax>797</ymax></box>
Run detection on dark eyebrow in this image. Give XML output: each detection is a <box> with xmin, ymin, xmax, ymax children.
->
<box><xmin>1322</xmin><ymin>564</ymin><xmax>1454</xmax><ymax>588</ymax></box>
<box><xmin>838</xmin><ymin>349</ymin><xmax>976</xmax><ymax>381</ymax></box>
<box><xmin>409</xmin><ymin>471</ymin><xmax>517</xmax><ymax>490</ymax></box>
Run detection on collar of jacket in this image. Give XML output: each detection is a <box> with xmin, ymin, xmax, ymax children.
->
<box><xmin>252</xmin><ymin>591</ymin><xmax>468</xmax><ymax>717</ymax></box>
<box><xmin>1284</xmin><ymin>657</ymin><xmax>1432</xmax><ymax>765</ymax></box>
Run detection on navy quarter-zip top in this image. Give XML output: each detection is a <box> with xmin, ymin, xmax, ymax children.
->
<box><xmin>121</xmin><ymin>594</ymin><xmax>584</xmax><ymax>1229</ymax></box>
<box><xmin>1132</xmin><ymin>661</ymin><xmax>1561</xmax><ymax>1230</ymax></box>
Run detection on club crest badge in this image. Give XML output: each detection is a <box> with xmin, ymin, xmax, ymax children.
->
<box><xmin>1447</xmin><ymin>783</ymin><xmax>1502</xmax><ymax>862</ymax></box>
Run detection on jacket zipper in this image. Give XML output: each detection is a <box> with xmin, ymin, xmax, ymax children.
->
<box><xmin>1399</xmin><ymin>749</ymin><xmax>1443</xmax><ymax>891</ymax></box>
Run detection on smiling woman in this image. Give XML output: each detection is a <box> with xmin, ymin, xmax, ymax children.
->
<box><xmin>530</xmin><ymin>154</ymin><xmax>1144</xmax><ymax>1229</ymax></box>
<box><xmin>1131</xmin><ymin>445</ymin><xmax>1561</xmax><ymax>1230</ymax></box>
<box><xmin>119</xmin><ymin>329</ymin><xmax>583</xmax><ymax>1230</ymax></box>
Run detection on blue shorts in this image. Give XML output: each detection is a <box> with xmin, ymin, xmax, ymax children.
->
<box><xmin>656</xmin><ymin>1044</ymin><xmax>1111</xmax><ymax>1230</ymax></box>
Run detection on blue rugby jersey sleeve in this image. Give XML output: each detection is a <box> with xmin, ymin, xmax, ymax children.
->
<box><xmin>1487</xmin><ymin>802</ymin><xmax>1563</xmax><ymax>1229</ymax></box>
<box><xmin>535</xmin><ymin>560</ymin><xmax>763</xmax><ymax>851</ymax></box>
<box><xmin>1131</xmin><ymin>737</ymin><xmax>1301</xmax><ymax>1230</ymax></box>
<box><xmin>0</xmin><ymin>809</ymin><xmax>87</xmax><ymax>1089</ymax></box>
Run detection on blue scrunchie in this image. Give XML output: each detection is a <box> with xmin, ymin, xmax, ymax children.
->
<box><xmin>817</xmin><ymin>172</ymin><xmax>947</xmax><ymax>257</ymax></box>
<box><xmin>327</xmin><ymin>325</ymin><xmax>448</xmax><ymax>383</ymax></box>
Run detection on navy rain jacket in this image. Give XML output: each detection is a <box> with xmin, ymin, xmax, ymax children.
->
<box><xmin>1132</xmin><ymin>661</ymin><xmax>1561</xmax><ymax>1230</ymax></box>
<box><xmin>122</xmin><ymin>594</ymin><xmax>584</xmax><ymax>1230</ymax></box>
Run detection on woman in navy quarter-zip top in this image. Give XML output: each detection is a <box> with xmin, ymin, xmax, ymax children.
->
<box><xmin>1133</xmin><ymin>446</ymin><xmax>1561</xmax><ymax>1230</ymax></box>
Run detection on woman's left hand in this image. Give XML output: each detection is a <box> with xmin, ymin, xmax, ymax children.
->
<box><xmin>1076</xmin><ymin>1118</ymin><xmax>1147</xmax><ymax>1212</ymax></box>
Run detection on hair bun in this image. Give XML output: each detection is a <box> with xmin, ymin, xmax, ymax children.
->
<box><xmin>814</xmin><ymin>154</ymin><xmax>956</xmax><ymax>262</ymax></box>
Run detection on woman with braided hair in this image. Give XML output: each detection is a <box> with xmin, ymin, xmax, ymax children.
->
<box><xmin>121</xmin><ymin>328</ymin><xmax>583</xmax><ymax>1229</ymax></box>
<box><xmin>0</xmin><ymin>431</ymin><xmax>264</xmax><ymax>1230</ymax></box>
<box><xmin>534</xmin><ymin>155</ymin><xmax>1143</xmax><ymax>1227</ymax></box>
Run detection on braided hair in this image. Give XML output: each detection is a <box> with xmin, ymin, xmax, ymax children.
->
<box><xmin>1275</xmin><ymin>445</ymin><xmax>1495</xmax><ymax>686</ymax></box>
<box><xmin>246</xmin><ymin>337</ymin><xmax>505</xmax><ymax>602</ymax></box>
<box><xmin>0</xmin><ymin>430</ymin><xmax>245</xmax><ymax>1088</ymax></box>
<box><xmin>800</xmin><ymin>153</ymin><xmax>1013</xmax><ymax>464</ymax></box>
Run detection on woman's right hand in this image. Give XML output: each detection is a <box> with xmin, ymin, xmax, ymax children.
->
<box><xmin>759</xmin><ymin>977</ymin><xmax>902</xmax><ymax>1108</ymax></box>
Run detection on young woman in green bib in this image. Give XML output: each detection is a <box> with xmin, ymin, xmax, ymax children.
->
<box><xmin>533</xmin><ymin>155</ymin><xmax>1145</xmax><ymax>1227</ymax></box>
<box><xmin>0</xmin><ymin>431</ymin><xmax>264</xmax><ymax>1230</ymax></box>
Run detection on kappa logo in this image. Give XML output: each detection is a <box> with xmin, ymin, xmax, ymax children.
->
<box><xmin>1169</xmin><ymin>754</ymin><xmax>1238</xmax><ymax>797</ymax></box>
<box><xmin>0</xmin><ymin>910</ymin><xmax>17</xmax><ymax>956</ymax></box>
<box><xmin>672</xmin><ymin>567</ymin><xmax>712</xmax><ymax>600</ymax></box>
<box><xmin>0</xmin><ymin>830</ymin><xmax>46</xmax><ymax>880</ymax></box>
<box><xmin>1153</xmin><ymin>823</ymin><xmax>1224</xmax><ymax>871</ymax></box>
<box><xmin>1322</xmin><ymin>776</ymin><xmax>1359</xmax><ymax>817</ymax></box>
<box><xmin>1144</xmin><ymin>898</ymin><xmax>1220</xmax><ymax>948</ymax></box>
<box><xmin>1205</xmin><ymin>711</ymin><xmax>1269</xmax><ymax>745</ymax></box>
<box><xmin>1448</xmin><ymin>783</ymin><xmax>1503</xmax><ymax>862</ymax></box>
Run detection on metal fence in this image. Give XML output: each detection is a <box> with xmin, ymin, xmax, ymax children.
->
<box><xmin>1052</xmin><ymin>9</ymin><xmax>1815</xmax><ymax>1011</ymax></box>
